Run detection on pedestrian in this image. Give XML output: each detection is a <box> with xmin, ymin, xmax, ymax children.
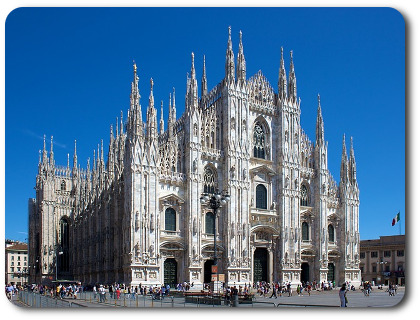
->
<box><xmin>99</xmin><ymin>285</ymin><xmax>106</xmax><ymax>302</ymax></box>
<box><xmin>269</xmin><ymin>283</ymin><xmax>277</xmax><ymax>299</ymax></box>
<box><xmin>339</xmin><ymin>283</ymin><xmax>348</xmax><ymax>307</ymax></box>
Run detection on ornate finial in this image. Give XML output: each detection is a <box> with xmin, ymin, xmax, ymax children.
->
<box><xmin>133</xmin><ymin>60</ymin><xmax>137</xmax><ymax>73</ymax></box>
<box><xmin>150</xmin><ymin>78</ymin><xmax>154</xmax><ymax>91</ymax></box>
<box><xmin>116</xmin><ymin>116</ymin><xmax>119</xmax><ymax>136</ymax></box>
<box><xmin>120</xmin><ymin>110</ymin><xmax>124</xmax><ymax>134</ymax></box>
<box><xmin>50</xmin><ymin>136</ymin><xmax>54</xmax><ymax>152</ymax></box>
<box><xmin>173</xmin><ymin>87</ymin><xmax>176</xmax><ymax>106</ymax></box>
<box><xmin>228</xmin><ymin>26</ymin><xmax>231</xmax><ymax>37</ymax></box>
<box><xmin>43</xmin><ymin>134</ymin><xmax>46</xmax><ymax>150</ymax></box>
<box><xmin>239</xmin><ymin>30</ymin><xmax>242</xmax><ymax>43</ymax></box>
<box><xmin>67</xmin><ymin>153</ymin><xmax>70</xmax><ymax>168</ymax></box>
<box><xmin>318</xmin><ymin>94</ymin><xmax>321</xmax><ymax>107</ymax></box>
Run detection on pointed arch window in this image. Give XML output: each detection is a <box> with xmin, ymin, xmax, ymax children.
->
<box><xmin>301</xmin><ymin>184</ymin><xmax>309</xmax><ymax>206</ymax></box>
<box><xmin>59</xmin><ymin>218</ymin><xmax>70</xmax><ymax>273</ymax></box>
<box><xmin>203</xmin><ymin>166</ymin><xmax>217</xmax><ymax>194</ymax></box>
<box><xmin>256</xmin><ymin>184</ymin><xmax>267</xmax><ymax>209</ymax></box>
<box><xmin>61</xmin><ymin>180</ymin><xmax>66</xmax><ymax>191</ymax></box>
<box><xmin>253</xmin><ymin>122</ymin><xmax>266</xmax><ymax>159</ymax></box>
<box><xmin>302</xmin><ymin>222</ymin><xmax>309</xmax><ymax>241</ymax></box>
<box><xmin>205</xmin><ymin>212</ymin><xmax>215</xmax><ymax>234</ymax></box>
<box><xmin>328</xmin><ymin>224</ymin><xmax>335</xmax><ymax>242</ymax></box>
<box><xmin>165</xmin><ymin>208</ymin><xmax>176</xmax><ymax>231</ymax></box>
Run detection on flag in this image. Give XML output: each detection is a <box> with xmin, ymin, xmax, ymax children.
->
<box><xmin>391</xmin><ymin>212</ymin><xmax>400</xmax><ymax>226</ymax></box>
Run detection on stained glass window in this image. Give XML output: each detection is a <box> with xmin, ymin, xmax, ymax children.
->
<box><xmin>253</xmin><ymin>122</ymin><xmax>266</xmax><ymax>159</ymax></box>
<box><xmin>165</xmin><ymin>208</ymin><xmax>176</xmax><ymax>231</ymax></box>
<box><xmin>256</xmin><ymin>184</ymin><xmax>267</xmax><ymax>209</ymax></box>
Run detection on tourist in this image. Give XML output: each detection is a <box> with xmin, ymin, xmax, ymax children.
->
<box><xmin>307</xmin><ymin>283</ymin><xmax>312</xmax><ymax>296</ymax></box>
<box><xmin>339</xmin><ymin>283</ymin><xmax>348</xmax><ymax>307</ymax></box>
<box><xmin>269</xmin><ymin>283</ymin><xmax>277</xmax><ymax>298</ymax></box>
<box><xmin>99</xmin><ymin>285</ymin><xmax>106</xmax><ymax>302</ymax></box>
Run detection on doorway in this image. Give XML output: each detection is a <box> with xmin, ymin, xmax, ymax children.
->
<box><xmin>164</xmin><ymin>258</ymin><xmax>177</xmax><ymax>287</ymax></box>
<box><xmin>253</xmin><ymin>248</ymin><xmax>268</xmax><ymax>282</ymax></box>
<box><xmin>301</xmin><ymin>263</ymin><xmax>310</xmax><ymax>283</ymax></box>
<box><xmin>327</xmin><ymin>263</ymin><xmax>335</xmax><ymax>282</ymax></box>
<box><xmin>204</xmin><ymin>259</ymin><xmax>214</xmax><ymax>284</ymax></box>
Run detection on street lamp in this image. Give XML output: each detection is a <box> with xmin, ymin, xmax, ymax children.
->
<box><xmin>55</xmin><ymin>246</ymin><xmax>63</xmax><ymax>281</ymax></box>
<box><xmin>200</xmin><ymin>190</ymin><xmax>230</xmax><ymax>293</ymax></box>
<box><xmin>378</xmin><ymin>260</ymin><xmax>389</xmax><ymax>285</ymax></box>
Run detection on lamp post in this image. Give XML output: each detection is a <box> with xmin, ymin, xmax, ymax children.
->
<box><xmin>378</xmin><ymin>260</ymin><xmax>389</xmax><ymax>286</ymax></box>
<box><xmin>200</xmin><ymin>190</ymin><xmax>230</xmax><ymax>293</ymax></box>
<box><xmin>55</xmin><ymin>246</ymin><xmax>63</xmax><ymax>281</ymax></box>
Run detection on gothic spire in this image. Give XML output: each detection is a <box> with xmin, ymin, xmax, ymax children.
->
<box><xmin>120</xmin><ymin>110</ymin><xmax>124</xmax><ymax>135</ymax></box>
<box><xmin>168</xmin><ymin>92</ymin><xmax>172</xmax><ymax>123</ymax></box>
<box><xmin>49</xmin><ymin>136</ymin><xmax>54</xmax><ymax>166</ymax></box>
<box><xmin>349</xmin><ymin>137</ymin><xmax>357</xmax><ymax>184</ymax></box>
<box><xmin>101</xmin><ymin>139</ymin><xmax>104</xmax><ymax>163</ymax></box>
<box><xmin>172</xmin><ymin>87</ymin><xmax>176</xmax><ymax>121</ymax></box>
<box><xmin>186</xmin><ymin>53</ymin><xmax>198</xmax><ymax>108</ymax></box>
<box><xmin>110</xmin><ymin>124</ymin><xmax>114</xmax><ymax>146</ymax></box>
<box><xmin>73</xmin><ymin>140</ymin><xmax>78</xmax><ymax>169</ymax></box>
<box><xmin>236</xmin><ymin>30</ymin><xmax>246</xmax><ymax>85</ymax></box>
<box><xmin>191</xmin><ymin>53</ymin><xmax>198</xmax><ymax>103</ymax></box>
<box><xmin>340</xmin><ymin>134</ymin><xmax>349</xmax><ymax>184</ymax></box>
<box><xmin>42</xmin><ymin>134</ymin><xmax>48</xmax><ymax>164</ymax></box>
<box><xmin>148</xmin><ymin>77</ymin><xmax>154</xmax><ymax>109</ymax></box>
<box><xmin>278</xmin><ymin>47</ymin><xmax>287</xmax><ymax>101</ymax></box>
<box><xmin>225</xmin><ymin>26</ymin><xmax>235</xmax><ymax>83</ymax></box>
<box><xmin>288</xmin><ymin>50</ymin><xmax>297</xmax><ymax>102</ymax></box>
<box><xmin>146</xmin><ymin>78</ymin><xmax>158</xmax><ymax>142</ymax></box>
<box><xmin>160</xmin><ymin>100</ymin><xmax>164</xmax><ymax>136</ymax></box>
<box><xmin>130</xmin><ymin>61</ymin><xmax>143</xmax><ymax>137</ymax></box>
<box><xmin>316</xmin><ymin>94</ymin><xmax>325</xmax><ymax>146</ymax></box>
<box><xmin>93</xmin><ymin>149</ymin><xmax>96</xmax><ymax>172</ymax></box>
<box><xmin>201</xmin><ymin>55</ymin><xmax>208</xmax><ymax>96</ymax></box>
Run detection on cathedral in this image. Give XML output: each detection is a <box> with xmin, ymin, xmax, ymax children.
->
<box><xmin>28</xmin><ymin>28</ymin><xmax>361</xmax><ymax>289</ymax></box>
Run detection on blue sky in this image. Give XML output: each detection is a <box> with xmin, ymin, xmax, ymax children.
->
<box><xmin>4</xmin><ymin>7</ymin><xmax>405</xmax><ymax>241</ymax></box>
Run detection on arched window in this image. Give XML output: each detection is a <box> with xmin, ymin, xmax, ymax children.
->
<box><xmin>256</xmin><ymin>184</ymin><xmax>267</xmax><ymax>209</ymax></box>
<box><xmin>328</xmin><ymin>224</ymin><xmax>335</xmax><ymax>242</ymax></box>
<box><xmin>253</xmin><ymin>122</ymin><xmax>267</xmax><ymax>159</ymax></box>
<box><xmin>59</xmin><ymin>218</ymin><xmax>70</xmax><ymax>273</ymax></box>
<box><xmin>302</xmin><ymin>222</ymin><xmax>309</xmax><ymax>241</ymax></box>
<box><xmin>165</xmin><ymin>208</ymin><xmax>176</xmax><ymax>231</ymax></box>
<box><xmin>205</xmin><ymin>212</ymin><xmax>215</xmax><ymax>234</ymax></box>
<box><xmin>203</xmin><ymin>166</ymin><xmax>217</xmax><ymax>194</ymax></box>
<box><xmin>61</xmin><ymin>180</ymin><xmax>66</xmax><ymax>191</ymax></box>
<box><xmin>301</xmin><ymin>184</ymin><xmax>309</xmax><ymax>206</ymax></box>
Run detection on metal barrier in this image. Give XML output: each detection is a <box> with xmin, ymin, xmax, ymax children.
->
<box><xmin>18</xmin><ymin>291</ymin><xmax>86</xmax><ymax>307</ymax></box>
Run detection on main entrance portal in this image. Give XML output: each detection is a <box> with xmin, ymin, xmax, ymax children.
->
<box><xmin>301</xmin><ymin>263</ymin><xmax>310</xmax><ymax>283</ymax></box>
<box><xmin>204</xmin><ymin>259</ymin><xmax>214</xmax><ymax>284</ymax></box>
<box><xmin>164</xmin><ymin>258</ymin><xmax>177</xmax><ymax>287</ymax></box>
<box><xmin>253</xmin><ymin>248</ymin><xmax>268</xmax><ymax>282</ymax></box>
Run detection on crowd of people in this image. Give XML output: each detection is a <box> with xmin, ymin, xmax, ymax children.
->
<box><xmin>6</xmin><ymin>279</ymin><xmax>400</xmax><ymax>307</ymax></box>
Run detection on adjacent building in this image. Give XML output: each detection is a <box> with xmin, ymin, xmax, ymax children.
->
<box><xmin>359</xmin><ymin>235</ymin><xmax>405</xmax><ymax>286</ymax></box>
<box><xmin>5</xmin><ymin>240</ymin><xmax>29</xmax><ymax>286</ymax></box>
<box><xmin>28</xmin><ymin>28</ymin><xmax>361</xmax><ymax>289</ymax></box>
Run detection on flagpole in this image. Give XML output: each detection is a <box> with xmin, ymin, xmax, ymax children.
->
<box><xmin>399</xmin><ymin>211</ymin><xmax>401</xmax><ymax>235</ymax></box>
